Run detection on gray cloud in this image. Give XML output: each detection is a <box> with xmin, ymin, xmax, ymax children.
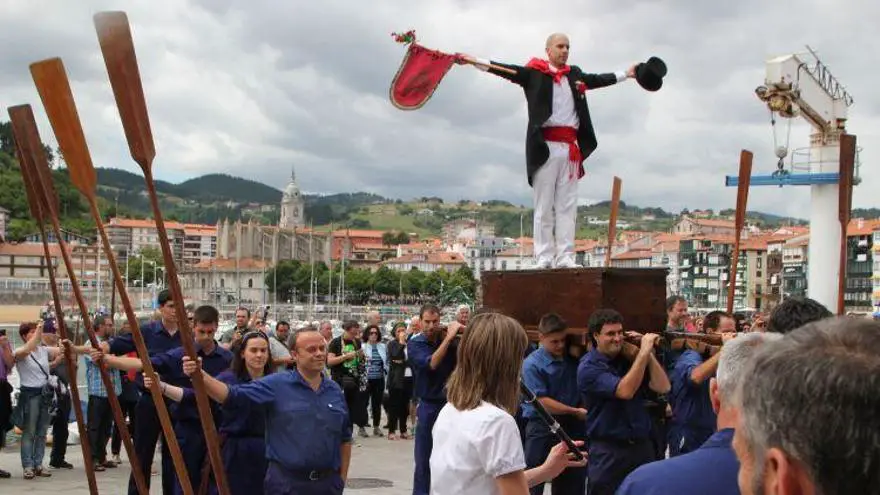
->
<box><xmin>0</xmin><ymin>0</ymin><xmax>877</xmax><ymax>221</ymax></box>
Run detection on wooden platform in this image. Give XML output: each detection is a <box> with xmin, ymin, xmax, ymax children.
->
<box><xmin>480</xmin><ymin>267</ymin><xmax>668</xmax><ymax>342</ymax></box>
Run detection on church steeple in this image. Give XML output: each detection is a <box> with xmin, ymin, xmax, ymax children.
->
<box><xmin>279</xmin><ymin>165</ymin><xmax>305</xmax><ymax>229</ymax></box>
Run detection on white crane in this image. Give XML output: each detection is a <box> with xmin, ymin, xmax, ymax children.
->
<box><xmin>726</xmin><ymin>46</ymin><xmax>859</xmax><ymax>312</ymax></box>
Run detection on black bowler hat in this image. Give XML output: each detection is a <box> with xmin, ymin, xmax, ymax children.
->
<box><xmin>635</xmin><ymin>56</ymin><xmax>667</xmax><ymax>92</ymax></box>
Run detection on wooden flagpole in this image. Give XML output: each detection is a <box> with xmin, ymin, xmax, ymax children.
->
<box><xmin>8</xmin><ymin>105</ymin><xmax>99</xmax><ymax>495</ymax></box>
<box><xmin>93</xmin><ymin>11</ymin><xmax>229</xmax><ymax>494</ymax></box>
<box><xmin>726</xmin><ymin>150</ymin><xmax>753</xmax><ymax>315</ymax></box>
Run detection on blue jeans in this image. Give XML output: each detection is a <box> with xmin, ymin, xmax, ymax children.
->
<box><xmin>19</xmin><ymin>386</ymin><xmax>53</xmax><ymax>469</ymax></box>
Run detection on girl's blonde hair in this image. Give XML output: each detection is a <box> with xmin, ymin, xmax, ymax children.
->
<box><xmin>446</xmin><ymin>311</ymin><xmax>529</xmax><ymax>415</ymax></box>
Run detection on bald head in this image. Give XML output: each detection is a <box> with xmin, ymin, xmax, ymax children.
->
<box><xmin>544</xmin><ymin>33</ymin><xmax>570</xmax><ymax>68</ymax></box>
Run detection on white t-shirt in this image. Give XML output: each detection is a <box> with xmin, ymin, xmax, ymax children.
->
<box><xmin>430</xmin><ymin>401</ymin><xmax>526</xmax><ymax>495</ymax></box>
<box><xmin>16</xmin><ymin>345</ymin><xmax>51</xmax><ymax>388</ymax></box>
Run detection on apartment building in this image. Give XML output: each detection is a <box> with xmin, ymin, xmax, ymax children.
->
<box><xmin>105</xmin><ymin>217</ymin><xmax>216</xmax><ymax>269</ymax></box>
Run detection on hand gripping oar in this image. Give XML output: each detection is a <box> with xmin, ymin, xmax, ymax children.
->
<box><xmin>28</xmin><ymin>57</ymin><xmax>194</xmax><ymax>495</ymax></box>
<box><xmin>94</xmin><ymin>11</ymin><xmax>229</xmax><ymax>494</ymax></box>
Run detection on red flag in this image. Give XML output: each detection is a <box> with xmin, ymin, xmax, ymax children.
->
<box><xmin>389</xmin><ymin>40</ymin><xmax>458</xmax><ymax>110</ymax></box>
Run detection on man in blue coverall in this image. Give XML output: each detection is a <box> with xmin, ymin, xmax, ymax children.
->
<box><xmin>407</xmin><ymin>303</ymin><xmax>463</xmax><ymax>495</ymax></box>
<box><xmin>95</xmin><ymin>304</ymin><xmax>233</xmax><ymax>495</ymax></box>
<box><xmin>183</xmin><ymin>328</ymin><xmax>353</xmax><ymax>495</ymax></box>
<box><xmin>667</xmin><ymin>310</ymin><xmax>736</xmax><ymax>457</ymax></box>
<box><xmin>522</xmin><ymin>312</ymin><xmax>587</xmax><ymax>495</ymax></box>
<box><xmin>101</xmin><ymin>289</ymin><xmax>182</xmax><ymax>495</ymax></box>
<box><xmin>617</xmin><ymin>332</ymin><xmax>781</xmax><ymax>495</ymax></box>
<box><xmin>577</xmin><ymin>308</ymin><xmax>670</xmax><ymax>495</ymax></box>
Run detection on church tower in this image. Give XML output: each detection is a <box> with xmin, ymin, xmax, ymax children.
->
<box><xmin>279</xmin><ymin>166</ymin><xmax>305</xmax><ymax>229</ymax></box>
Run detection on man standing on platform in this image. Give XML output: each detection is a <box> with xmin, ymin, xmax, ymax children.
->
<box><xmin>458</xmin><ymin>34</ymin><xmax>636</xmax><ymax>269</ymax></box>
<box><xmin>522</xmin><ymin>313</ymin><xmax>586</xmax><ymax>494</ymax></box>
<box><xmin>407</xmin><ymin>303</ymin><xmax>462</xmax><ymax>495</ymax></box>
<box><xmin>577</xmin><ymin>309</ymin><xmax>670</xmax><ymax>495</ymax></box>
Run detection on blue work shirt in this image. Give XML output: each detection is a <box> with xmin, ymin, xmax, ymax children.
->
<box><xmin>521</xmin><ymin>347</ymin><xmax>580</xmax><ymax>419</ymax></box>
<box><xmin>616</xmin><ymin>428</ymin><xmax>739</xmax><ymax>495</ymax></box>
<box><xmin>407</xmin><ymin>333</ymin><xmax>457</xmax><ymax>403</ymax></box>
<box><xmin>152</xmin><ymin>344</ymin><xmax>232</xmax><ymax>422</ymax></box>
<box><xmin>669</xmin><ymin>350</ymin><xmax>716</xmax><ymax>431</ymax></box>
<box><xmin>226</xmin><ymin>369</ymin><xmax>352</xmax><ymax>471</ymax></box>
<box><xmin>577</xmin><ymin>348</ymin><xmax>652</xmax><ymax>441</ymax></box>
<box><xmin>109</xmin><ymin>320</ymin><xmax>182</xmax><ymax>387</ymax></box>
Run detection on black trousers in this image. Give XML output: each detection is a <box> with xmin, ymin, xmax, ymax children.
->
<box><xmin>49</xmin><ymin>392</ymin><xmax>71</xmax><ymax>465</ymax></box>
<box><xmin>525</xmin><ymin>416</ymin><xmax>587</xmax><ymax>495</ymax></box>
<box><xmin>366</xmin><ymin>377</ymin><xmax>385</xmax><ymax>428</ymax></box>
<box><xmin>87</xmin><ymin>396</ymin><xmax>114</xmax><ymax>462</ymax></box>
<box><xmin>338</xmin><ymin>377</ymin><xmax>367</xmax><ymax>428</ymax></box>
<box><xmin>129</xmin><ymin>394</ymin><xmax>175</xmax><ymax>495</ymax></box>
<box><xmin>387</xmin><ymin>384</ymin><xmax>411</xmax><ymax>434</ymax></box>
<box><xmin>111</xmin><ymin>398</ymin><xmax>138</xmax><ymax>456</ymax></box>
<box><xmin>587</xmin><ymin>438</ymin><xmax>654</xmax><ymax>495</ymax></box>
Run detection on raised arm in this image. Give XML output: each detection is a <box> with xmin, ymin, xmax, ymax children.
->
<box><xmin>13</xmin><ymin>321</ymin><xmax>44</xmax><ymax>360</ymax></box>
<box><xmin>575</xmin><ymin>64</ymin><xmax>637</xmax><ymax>91</ymax></box>
<box><xmin>457</xmin><ymin>54</ymin><xmax>529</xmax><ymax>86</ymax></box>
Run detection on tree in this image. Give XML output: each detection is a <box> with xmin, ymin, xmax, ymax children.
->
<box><xmin>421</xmin><ymin>270</ymin><xmax>446</xmax><ymax>296</ymax></box>
<box><xmin>402</xmin><ymin>268</ymin><xmax>426</xmax><ymax>296</ymax></box>
<box><xmin>373</xmin><ymin>266</ymin><xmax>401</xmax><ymax>296</ymax></box>
<box><xmin>447</xmin><ymin>265</ymin><xmax>477</xmax><ymax>300</ymax></box>
<box><xmin>124</xmin><ymin>246</ymin><xmax>165</xmax><ymax>286</ymax></box>
<box><xmin>382</xmin><ymin>231</ymin><xmax>397</xmax><ymax>247</ymax></box>
<box><xmin>394</xmin><ymin>231</ymin><xmax>410</xmax><ymax>245</ymax></box>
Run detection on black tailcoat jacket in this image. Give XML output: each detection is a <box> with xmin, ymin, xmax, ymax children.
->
<box><xmin>487</xmin><ymin>62</ymin><xmax>620</xmax><ymax>187</ymax></box>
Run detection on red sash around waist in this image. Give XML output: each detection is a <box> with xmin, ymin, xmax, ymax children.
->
<box><xmin>542</xmin><ymin>126</ymin><xmax>584</xmax><ymax>179</ymax></box>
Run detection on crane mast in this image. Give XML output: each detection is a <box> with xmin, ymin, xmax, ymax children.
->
<box><xmin>726</xmin><ymin>48</ymin><xmax>857</xmax><ymax>312</ymax></box>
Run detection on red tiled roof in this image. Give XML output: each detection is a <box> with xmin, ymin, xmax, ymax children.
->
<box><xmin>612</xmin><ymin>249</ymin><xmax>653</xmax><ymax>260</ymax></box>
<box><xmin>0</xmin><ymin>243</ymin><xmax>63</xmax><ymax>257</ymax></box>
<box><xmin>383</xmin><ymin>252</ymin><xmax>465</xmax><ymax>265</ymax></box>
<box><xmin>190</xmin><ymin>258</ymin><xmax>270</xmax><ymax>270</ymax></box>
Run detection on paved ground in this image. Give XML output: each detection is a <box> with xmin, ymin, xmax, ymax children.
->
<box><xmin>0</xmin><ymin>429</ymin><xmax>416</xmax><ymax>494</ymax></box>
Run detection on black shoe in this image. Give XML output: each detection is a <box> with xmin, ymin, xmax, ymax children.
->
<box><xmin>50</xmin><ymin>461</ymin><xmax>74</xmax><ymax>469</ymax></box>
<box><xmin>0</xmin><ymin>468</ymin><xmax>11</xmax><ymax>479</ymax></box>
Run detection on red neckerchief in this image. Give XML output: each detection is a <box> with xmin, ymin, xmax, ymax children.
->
<box><xmin>525</xmin><ymin>58</ymin><xmax>570</xmax><ymax>83</ymax></box>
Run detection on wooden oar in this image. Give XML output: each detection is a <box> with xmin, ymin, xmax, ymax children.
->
<box><xmin>726</xmin><ymin>150</ymin><xmax>753</xmax><ymax>314</ymax></box>
<box><xmin>605</xmin><ymin>176</ymin><xmax>622</xmax><ymax>267</ymax></box>
<box><xmin>28</xmin><ymin>57</ymin><xmax>193</xmax><ymax>494</ymax></box>
<box><xmin>94</xmin><ymin>11</ymin><xmax>229</xmax><ymax>494</ymax></box>
<box><xmin>7</xmin><ymin>104</ymin><xmax>98</xmax><ymax>495</ymax></box>
<box><xmin>9</xmin><ymin>101</ymin><xmax>148</xmax><ymax>495</ymax></box>
<box><xmin>837</xmin><ymin>134</ymin><xmax>857</xmax><ymax>315</ymax></box>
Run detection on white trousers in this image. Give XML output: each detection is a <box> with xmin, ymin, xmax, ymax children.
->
<box><xmin>533</xmin><ymin>142</ymin><xmax>579</xmax><ymax>267</ymax></box>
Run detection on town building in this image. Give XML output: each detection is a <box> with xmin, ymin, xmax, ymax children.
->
<box><xmin>278</xmin><ymin>167</ymin><xmax>305</xmax><ymax>229</ymax></box>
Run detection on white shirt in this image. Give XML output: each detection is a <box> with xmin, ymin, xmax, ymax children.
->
<box><xmin>430</xmin><ymin>401</ymin><xmax>526</xmax><ymax>495</ymax></box>
<box><xmin>16</xmin><ymin>345</ymin><xmax>51</xmax><ymax>388</ymax></box>
<box><xmin>544</xmin><ymin>71</ymin><xmax>579</xmax><ymax>129</ymax></box>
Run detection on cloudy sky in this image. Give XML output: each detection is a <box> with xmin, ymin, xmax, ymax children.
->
<box><xmin>1</xmin><ymin>0</ymin><xmax>876</xmax><ymax>218</ymax></box>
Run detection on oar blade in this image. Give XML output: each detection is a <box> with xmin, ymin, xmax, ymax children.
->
<box><xmin>8</xmin><ymin>104</ymin><xmax>60</xmax><ymax>217</ymax></box>
<box><xmin>7</xmin><ymin>105</ymin><xmax>45</xmax><ymax>222</ymax></box>
<box><xmin>29</xmin><ymin>58</ymin><xmax>97</xmax><ymax>197</ymax></box>
<box><xmin>734</xmin><ymin>150</ymin><xmax>753</xmax><ymax>231</ymax></box>
<box><xmin>94</xmin><ymin>11</ymin><xmax>156</xmax><ymax>171</ymax></box>
<box><xmin>838</xmin><ymin>134</ymin><xmax>856</xmax><ymax>223</ymax></box>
